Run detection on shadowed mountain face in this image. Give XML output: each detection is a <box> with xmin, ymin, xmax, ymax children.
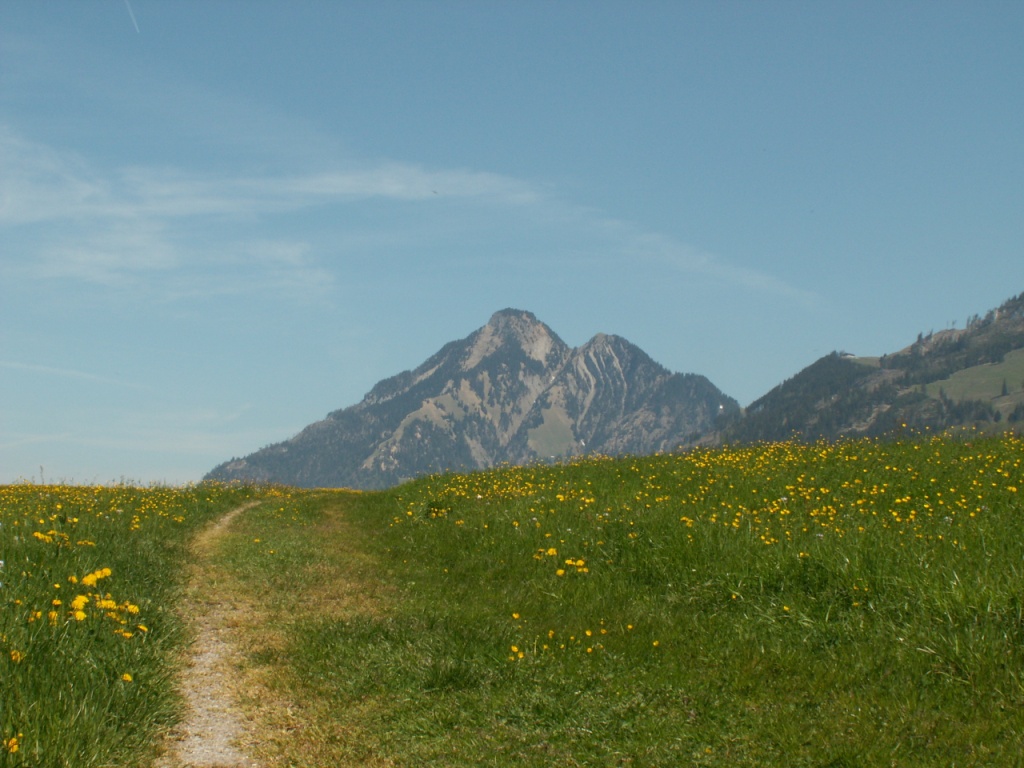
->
<box><xmin>206</xmin><ymin>309</ymin><xmax>739</xmax><ymax>489</ymax></box>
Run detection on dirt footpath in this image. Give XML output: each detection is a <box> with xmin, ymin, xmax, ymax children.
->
<box><xmin>156</xmin><ymin>501</ymin><xmax>262</xmax><ymax>768</ymax></box>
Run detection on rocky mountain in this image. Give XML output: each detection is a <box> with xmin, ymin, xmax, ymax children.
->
<box><xmin>714</xmin><ymin>291</ymin><xmax>1024</xmax><ymax>444</ymax></box>
<box><xmin>206</xmin><ymin>309</ymin><xmax>740</xmax><ymax>489</ymax></box>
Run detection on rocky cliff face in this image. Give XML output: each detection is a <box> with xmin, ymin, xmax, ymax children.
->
<box><xmin>206</xmin><ymin>309</ymin><xmax>739</xmax><ymax>489</ymax></box>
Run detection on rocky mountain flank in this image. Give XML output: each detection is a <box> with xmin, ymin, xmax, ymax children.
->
<box><xmin>206</xmin><ymin>309</ymin><xmax>739</xmax><ymax>489</ymax></box>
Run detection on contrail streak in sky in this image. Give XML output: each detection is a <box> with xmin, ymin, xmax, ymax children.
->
<box><xmin>124</xmin><ymin>0</ymin><xmax>140</xmax><ymax>33</ymax></box>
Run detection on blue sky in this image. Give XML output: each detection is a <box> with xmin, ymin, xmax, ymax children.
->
<box><xmin>2</xmin><ymin>1</ymin><xmax>1022</xmax><ymax>484</ymax></box>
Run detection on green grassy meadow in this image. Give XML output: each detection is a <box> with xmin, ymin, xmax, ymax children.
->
<box><xmin>3</xmin><ymin>433</ymin><xmax>1024</xmax><ymax>766</ymax></box>
<box><xmin>927</xmin><ymin>347</ymin><xmax>1024</xmax><ymax>416</ymax></box>
<box><xmin>0</xmin><ymin>483</ymin><xmax>259</xmax><ymax>767</ymax></box>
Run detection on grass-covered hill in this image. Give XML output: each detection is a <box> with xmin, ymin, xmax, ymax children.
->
<box><xmin>5</xmin><ymin>432</ymin><xmax>1024</xmax><ymax>766</ymax></box>
<box><xmin>717</xmin><ymin>291</ymin><xmax>1024</xmax><ymax>444</ymax></box>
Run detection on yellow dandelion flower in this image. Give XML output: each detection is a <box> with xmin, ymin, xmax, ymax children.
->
<box><xmin>121</xmin><ymin>673</ymin><xmax>133</xmax><ymax>682</ymax></box>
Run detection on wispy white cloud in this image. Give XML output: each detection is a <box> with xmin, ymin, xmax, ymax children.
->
<box><xmin>270</xmin><ymin>165</ymin><xmax>541</xmax><ymax>204</ymax></box>
<box><xmin>0</xmin><ymin>431</ymin><xmax>75</xmax><ymax>453</ymax></box>
<box><xmin>0</xmin><ymin>360</ymin><xmax>145</xmax><ymax>389</ymax></box>
<box><xmin>536</xmin><ymin>208</ymin><xmax>822</xmax><ymax>307</ymax></box>
<box><xmin>32</xmin><ymin>219</ymin><xmax>179</xmax><ymax>286</ymax></box>
<box><xmin>0</xmin><ymin>124</ymin><xmax>550</xmax><ymax>300</ymax></box>
<box><xmin>0</xmin><ymin>126</ymin><xmax>110</xmax><ymax>224</ymax></box>
<box><xmin>621</xmin><ymin>229</ymin><xmax>821</xmax><ymax>307</ymax></box>
<box><xmin>0</xmin><ymin>127</ymin><xmax>541</xmax><ymax>225</ymax></box>
<box><xmin>1</xmin><ymin>122</ymin><xmax>813</xmax><ymax>306</ymax></box>
<box><xmin>157</xmin><ymin>238</ymin><xmax>337</xmax><ymax>302</ymax></box>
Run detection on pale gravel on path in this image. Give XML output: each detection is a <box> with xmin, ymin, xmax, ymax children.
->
<box><xmin>156</xmin><ymin>501</ymin><xmax>262</xmax><ymax>768</ymax></box>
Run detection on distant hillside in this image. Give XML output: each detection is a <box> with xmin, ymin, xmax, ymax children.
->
<box><xmin>206</xmin><ymin>310</ymin><xmax>739</xmax><ymax>489</ymax></box>
<box><xmin>208</xmin><ymin>294</ymin><xmax>1024</xmax><ymax>489</ymax></box>
<box><xmin>716</xmin><ymin>292</ymin><xmax>1024</xmax><ymax>444</ymax></box>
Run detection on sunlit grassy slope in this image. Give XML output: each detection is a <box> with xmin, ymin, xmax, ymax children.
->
<box><xmin>0</xmin><ymin>483</ymin><xmax>260</xmax><ymax>768</ymax></box>
<box><xmin>3</xmin><ymin>434</ymin><xmax>1022</xmax><ymax>766</ymax></box>
<box><xmin>215</xmin><ymin>432</ymin><xmax>1024</xmax><ymax>767</ymax></box>
<box><xmin>927</xmin><ymin>347</ymin><xmax>1024</xmax><ymax>416</ymax></box>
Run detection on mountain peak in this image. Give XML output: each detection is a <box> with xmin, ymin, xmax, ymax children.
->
<box><xmin>582</xmin><ymin>332</ymin><xmax>627</xmax><ymax>350</ymax></box>
<box><xmin>487</xmin><ymin>307</ymin><xmax>539</xmax><ymax>326</ymax></box>
<box><xmin>205</xmin><ymin>308</ymin><xmax>737</xmax><ymax>488</ymax></box>
<box><xmin>464</xmin><ymin>308</ymin><xmax>565</xmax><ymax>369</ymax></box>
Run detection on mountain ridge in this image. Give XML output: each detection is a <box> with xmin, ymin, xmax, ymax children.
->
<box><xmin>207</xmin><ymin>293</ymin><xmax>1024</xmax><ymax>489</ymax></box>
<box><xmin>206</xmin><ymin>309</ymin><xmax>738</xmax><ymax>488</ymax></box>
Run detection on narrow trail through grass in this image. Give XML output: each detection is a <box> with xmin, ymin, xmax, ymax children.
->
<box><xmin>150</xmin><ymin>490</ymin><xmax>387</xmax><ymax>768</ymax></box>
<box><xmin>157</xmin><ymin>501</ymin><xmax>263</xmax><ymax>768</ymax></box>
<box><xmin>204</xmin><ymin>490</ymin><xmax>391</xmax><ymax>768</ymax></box>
